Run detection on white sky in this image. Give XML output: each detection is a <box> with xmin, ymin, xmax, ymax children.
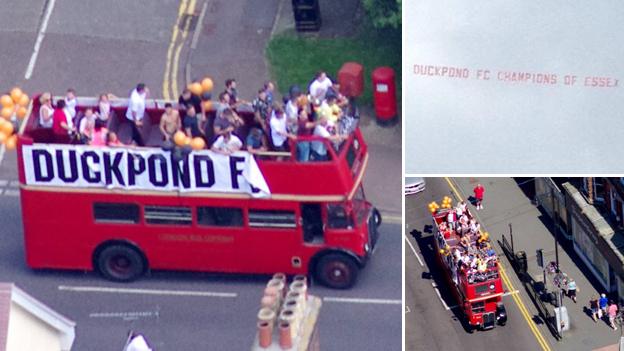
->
<box><xmin>404</xmin><ymin>1</ymin><xmax>624</xmax><ymax>173</ymax></box>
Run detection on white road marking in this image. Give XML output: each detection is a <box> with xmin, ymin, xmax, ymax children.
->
<box><xmin>431</xmin><ymin>282</ymin><xmax>450</xmax><ymax>310</ymax></box>
<box><xmin>405</xmin><ymin>236</ymin><xmax>424</xmax><ymax>266</ymax></box>
<box><xmin>89</xmin><ymin>311</ymin><xmax>159</xmax><ymax>320</ymax></box>
<box><xmin>322</xmin><ymin>297</ymin><xmax>401</xmax><ymax>305</ymax></box>
<box><xmin>504</xmin><ymin>290</ymin><xmax>519</xmax><ymax>296</ymax></box>
<box><xmin>405</xmin><ymin>305</ymin><xmax>411</xmax><ymax>313</ymax></box>
<box><xmin>58</xmin><ymin>285</ymin><xmax>237</xmax><ymax>298</ymax></box>
<box><xmin>25</xmin><ymin>0</ymin><xmax>56</xmax><ymax>79</ymax></box>
<box><xmin>3</xmin><ymin>190</ymin><xmax>19</xmax><ymax>197</ymax></box>
<box><xmin>383</xmin><ymin>214</ymin><xmax>402</xmax><ymax>224</ymax></box>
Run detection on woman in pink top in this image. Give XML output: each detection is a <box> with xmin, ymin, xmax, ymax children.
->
<box><xmin>608</xmin><ymin>302</ymin><xmax>618</xmax><ymax>330</ymax></box>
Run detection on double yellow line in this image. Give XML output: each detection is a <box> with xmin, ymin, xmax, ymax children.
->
<box><xmin>163</xmin><ymin>0</ymin><xmax>197</xmax><ymax>100</ymax></box>
<box><xmin>444</xmin><ymin>177</ymin><xmax>552</xmax><ymax>351</ymax></box>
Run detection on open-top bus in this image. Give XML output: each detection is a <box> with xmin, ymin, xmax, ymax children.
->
<box><xmin>16</xmin><ymin>95</ymin><xmax>380</xmax><ymax>289</ymax></box>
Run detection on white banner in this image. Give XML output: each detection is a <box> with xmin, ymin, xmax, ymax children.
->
<box><xmin>22</xmin><ymin>144</ymin><xmax>270</xmax><ymax>197</ymax></box>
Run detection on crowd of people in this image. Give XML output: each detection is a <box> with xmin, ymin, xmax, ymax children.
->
<box><xmin>37</xmin><ymin>71</ymin><xmax>357</xmax><ymax>160</ymax></box>
<box><xmin>439</xmin><ymin>201</ymin><xmax>499</xmax><ymax>284</ymax></box>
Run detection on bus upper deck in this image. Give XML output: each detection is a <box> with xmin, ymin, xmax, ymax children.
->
<box><xmin>19</xmin><ymin>95</ymin><xmax>368</xmax><ymax>199</ymax></box>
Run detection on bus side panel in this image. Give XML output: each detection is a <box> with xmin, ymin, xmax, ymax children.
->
<box><xmin>21</xmin><ymin>190</ymin><xmax>95</xmax><ymax>270</ymax></box>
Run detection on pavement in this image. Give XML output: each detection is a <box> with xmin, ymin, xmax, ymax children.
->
<box><xmin>0</xmin><ymin>1</ymin><xmax>402</xmax><ymax>350</ymax></box>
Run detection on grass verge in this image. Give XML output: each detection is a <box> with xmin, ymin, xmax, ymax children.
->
<box><xmin>266</xmin><ymin>26</ymin><xmax>401</xmax><ymax>106</ymax></box>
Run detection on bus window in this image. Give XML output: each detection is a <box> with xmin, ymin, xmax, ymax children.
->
<box><xmin>144</xmin><ymin>206</ymin><xmax>192</xmax><ymax>226</ymax></box>
<box><xmin>327</xmin><ymin>204</ymin><xmax>353</xmax><ymax>229</ymax></box>
<box><xmin>301</xmin><ymin>204</ymin><xmax>323</xmax><ymax>243</ymax></box>
<box><xmin>249</xmin><ymin>210</ymin><xmax>296</xmax><ymax>229</ymax></box>
<box><xmin>197</xmin><ymin>207</ymin><xmax>243</xmax><ymax>227</ymax></box>
<box><xmin>93</xmin><ymin>203</ymin><xmax>139</xmax><ymax>224</ymax></box>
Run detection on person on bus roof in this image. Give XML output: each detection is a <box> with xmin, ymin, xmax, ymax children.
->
<box><xmin>38</xmin><ymin>92</ymin><xmax>54</xmax><ymax>128</ymax></box>
<box><xmin>125</xmin><ymin>83</ymin><xmax>148</xmax><ymax>146</ymax></box>
<box><xmin>270</xmin><ymin>106</ymin><xmax>290</xmax><ymax>152</ymax></box>
<box><xmin>52</xmin><ymin>100</ymin><xmax>75</xmax><ymax>138</ymax></box>
<box><xmin>64</xmin><ymin>88</ymin><xmax>77</xmax><ymax>119</ymax></box>
<box><xmin>183</xmin><ymin>104</ymin><xmax>204</xmax><ymax>139</ymax></box>
<box><xmin>96</xmin><ymin>93</ymin><xmax>116</xmax><ymax>128</ymax></box>
<box><xmin>211</xmin><ymin>131</ymin><xmax>242</xmax><ymax>155</ymax></box>
<box><xmin>246</xmin><ymin>127</ymin><xmax>267</xmax><ymax>153</ymax></box>
<box><xmin>159</xmin><ymin>103</ymin><xmax>181</xmax><ymax>141</ymax></box>
<box><xmin>309</xmin><ymin>71</ymin><xmax>333</xmax><ymax>102</ymax></box>
<box><xmin>78</xmin><ymin>108</ymin><xmax>96</xmax><ymax>144</ymax></box>
<box><xmin>179</xmin><ymin>88</ymin><xmax>203</xmax><ymax>117</ymax></box>
<box><xmin>310</xmin><ymin>114</ymin><xmax>346</xmax><ymax>161</ymax></box>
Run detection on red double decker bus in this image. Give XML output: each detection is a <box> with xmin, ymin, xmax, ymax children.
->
<box><xmin>16</xmin><ymin>95</ymin><xmax>380</xmax><ymax>289</ymax></box>
<box><xmin>431</xmin><ymin>205</ymin><xmax>507</xmax><ymax>330</ymax></box>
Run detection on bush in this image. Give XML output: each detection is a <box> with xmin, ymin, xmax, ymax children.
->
<box><xmin>362</xmin><ymin>0</ymin><xmax>401</xmax><ymax>29</ymax></box>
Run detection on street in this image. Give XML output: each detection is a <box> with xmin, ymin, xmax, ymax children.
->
<box><xmin>0</xmin><ymin>1</ymin><xmax>402</xmax><ymax>350</ymax></box>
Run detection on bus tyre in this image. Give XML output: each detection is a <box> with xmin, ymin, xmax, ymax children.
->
<box><xmin>373</xmin><ymin>208</ymin><xmax>382</xmax><ymax>227</ymax></box>
<box><xmin>315</xmin><ymin>253</ymin><xmax>359</xmax><ymax>289</ymax></box>
<box><xmin>97</xmin><ymin>245</ymin><xmax>145</xmax><ymax>282</ymax></box>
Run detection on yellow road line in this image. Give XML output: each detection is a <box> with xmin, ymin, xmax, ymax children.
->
<box><xmin>444</xmin><ymin>177</ymin><xmax>552</xmax><ymax>351</ymax></box>
<box><xmin>163</xmin><ymin>0</ymin><xmax>189</xmax><ymax>100</ymax></box>
<box><xmin>171</xmin><ymin>0</ymin><xmax>197</xmax><ymax>99</ymax></box>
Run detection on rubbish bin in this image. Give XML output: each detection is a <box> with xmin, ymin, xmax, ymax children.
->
<box><xmin>337</xmin><ymin>62</ymin><xmax>364</xmax><ymax>98</ymax></box>
<box><xmin>515</xmin><ymin>251</ymin><xmax>527</xmax><ymax>274</ymax></box>
<box><xmin>292</xmin><ymin>0</ymin><xmax>321</xmax><ymax>32</ymax></box>
<box><xmin>372</xmin><ymin>67</ymin><xmax>397</xmax><ymax>125</ymax></box>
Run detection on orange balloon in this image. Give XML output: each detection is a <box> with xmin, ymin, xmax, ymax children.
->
<box><xmin>5</xmin><ymin>135</ymin><xmax>17</xmax><ymax>150</ymax></box>
<box><xmin>18</xmin><ymin>94</ymin><xmax>29</xmax><ymax>107</ymax></box>
<box><xmin>16</xmin><ymin>106</ymin><xmax>27</xmax><ymax>119</ymax></box>
<box><xmin>190</xmin><ymin>137</ymin><xmax>206</xmax><ymax>150</ymax></box>
<box><xmin>0</xmin><ymin>107</ymin><xmax>12</xmax><ymax>119</ymax></box>
<box><xmin>189</xmin><ymin>82</ymin><xmax>203</xmax><ymax>96</ymax></box>
<box><xmin>10</xmin><ymin>88</ymin><xmax>22</xmax><ymax>103</ymax></box>
<box><xmin>202</xmin><ymin>100</ymin><xmax>213</xmax><ymax>111</ymax></box>
<box><xmin>201</xmin><ymin>77</ymin><xmax>214</xmax><ymax>93</ymax></box>
<box><xmin>173</xmin><ymin>131</ymin><xmax>187</xmax><ymax>146</ymax></box>
<box><xmin>0</xmin><ymin>120</ymin><xmax>14</xmax><ymax>135</ymax></box>
<box><xmin>0</xmin><ymin>132</ymin><xmax>6</xmax><ymax>144</ymax></box>
<box><xmin>0</xmin><ymin>95</ymin><xmax>13</xmax><ymax>108</ymax></box>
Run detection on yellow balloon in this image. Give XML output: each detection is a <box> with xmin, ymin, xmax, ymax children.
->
<box><xmin>0</xmin><ymin>120</ymin><xmax>14</xmax><ymax>135</ymax></box>
<box><xmin>189</xmin><ymin>82</ymin><xmax>203</xmax><ymax>96</ymax></box>
<box><xmin>5</xmin><ymin>135</ymin><xmax>17</xmax><ymax>150</ymax></box>
<box><xmin>0</xmin><ymin>132</ymin><xmax>6</xmax><ymax>144</ymax></box>
<box><xmin>173</xmin><ymin>131</ymin><xmax>187</xmax><ymax>146</ymax></box>
<box><xmin>16</xmin><ymin>106</ymin><xmax>27</xmax><ymax>119</ymax></box>
<box><xmin>0</xmin><ymin>107</ymin><xmax>12</xmax><ymax>119</ymax></box>
<box><xmin>18</xmin><ymin>94</ymin><xmax>29</xmax><ymax>107</ymax></box>
<box><xmin>202</xmin><ymin>100</ymin><xmax>213</xmax><ymax>111</ymax></box>
<box><xmin>201</xmin><ymin>77</ymin><xmax>214</xmax><ymax>93</ymax></box>
<box><xmin>190</xmin><ymin>137</ymin><xmax>206</xmax><ymax>150</ymax></box>
<box><xmin>0</xmin><ymin>95</ymin><xmax>13</xmax><ymax>108</ymax></box>
<box><xmin>184</xmin><ymin>136</ymin><xmax>191</xmax><ymax>146</ymax></box>
<box><xmin>10</xmin><ymin>88</ymin><xmax>22</xmax><ymax>103</ymax></box>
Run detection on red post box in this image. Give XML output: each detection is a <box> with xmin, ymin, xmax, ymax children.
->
<box><xmin>337</xmin><ymin>62</ymin><xmax>364</xmax><ymax>98</ymax></box>
<box><xmin>372</xmin><ymin>67</ymin><xmax>397</xmax><ymax>124</ymax></box>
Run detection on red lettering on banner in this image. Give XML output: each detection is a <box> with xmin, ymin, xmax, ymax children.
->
<box><xmin>414</xmin><ymin>63</ymin><xmax>619</xmax><ymax>89</ymax></box>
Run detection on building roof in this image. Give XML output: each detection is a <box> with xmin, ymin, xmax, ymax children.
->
<box><xmin>0</xmin><ymin>283</ymin><xmax>76</xmax><ymax>351</ymax></box>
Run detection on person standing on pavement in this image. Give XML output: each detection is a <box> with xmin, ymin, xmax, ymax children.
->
<box><xmin>600</xmin><ymin>294</ymin><xmax>609</xmax><ymax>318</ymax></box>
<box><xmin>608</xmin><ymin>301</ymin><xmax>618</xmax><ymax>329</ymax></box>
<box><xmin>125</xmin><ymin>83</ymin><xmax>149</xmax><ymax>146</ymax></box>
<box><xmin>567</xmin><ymin>278</ymin><xmax>578</xmax><ymax>303</ymax></box>
<box><xmin>474</xmin><ymin>183</ymin><xmax>485</xmax><ymax>210</ymax></box>
<box><xmin>589</xmin><ymin>295</ymin><xmax>600</xmax><ymax>322</ymax></box>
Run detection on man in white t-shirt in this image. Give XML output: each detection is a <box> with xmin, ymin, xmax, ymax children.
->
<box><xmin>211</xmin><ymin>131</ymin><xmax>242</xmax><ymax>155</ymax></box>
<box><xmin>64</xmin><ymin>88</ymin><xmax>77</xmax><ymax>119</ymax></box>
<box><xmin>125</xmin><ymin>83</ymin><xmax>149</xmax><ymax>146</ymax></box>
<box><xmin>309</xmin><ymin>71</ymin><xmax>333</xmax><ymax>102</ymax></box>
<box><xmin>310</xmin><ymin>115</ymin><xmax>347</xmax><ymax>161</ymax></box>
<box><xmin>269</xmin><ymin>107</ymin><xmax>289</xmax><ymax>151</ymax></box>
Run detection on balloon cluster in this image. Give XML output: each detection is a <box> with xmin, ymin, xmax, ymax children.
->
<box><xmin>439</xmin><ymin>244</ymin><xmax>451</xmax><ymax>256</ymax></box>
<box><xmin>0</xmin><ymin>87</ymin><xmax>30</xmax><ymax>150</ymax></box>
<box><xmin>188</xmin><ymin>77</ymin><xmax>214</xmax><ymax>112</ymax></box>
<box><xmin>428</xmin><ymin>201</ymin><xmax>439</xmax><ymax>214</ymax></box>
<box><xmin>441</xmin><ymin>196</ymin><xmax>453</xmax><ymax>209</ymax></box>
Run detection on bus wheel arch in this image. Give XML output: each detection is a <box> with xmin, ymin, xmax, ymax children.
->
<box><xmin>310</xmin><ymin>250</ymin><xmax>361</xmax><ymax>289</ymax></box>
<box><xmin>93</xmin><ymin>241</ymin><xmax>148</xmax><ymax>282</ymax></box>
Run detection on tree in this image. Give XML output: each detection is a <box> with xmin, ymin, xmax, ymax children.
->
<box><xmin>362</xmin><ymin>0</ymin><xmax>401</xmax><ymax>29</ymax></box>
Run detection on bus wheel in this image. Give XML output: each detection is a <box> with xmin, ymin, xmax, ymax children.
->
<box><xmin>97</xmin><ymin>245</ymin><xmax>145</xmax><ymax>282</ymax></box>
<box><xmin>315</xmin><ymin>253</ymin><xmax>359</xmax><ymax>289</ymax></box>
<box><xmin>373</xmin><ymin>208</ymin><xmax>382</xmax><ymax>227</ymax></box>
